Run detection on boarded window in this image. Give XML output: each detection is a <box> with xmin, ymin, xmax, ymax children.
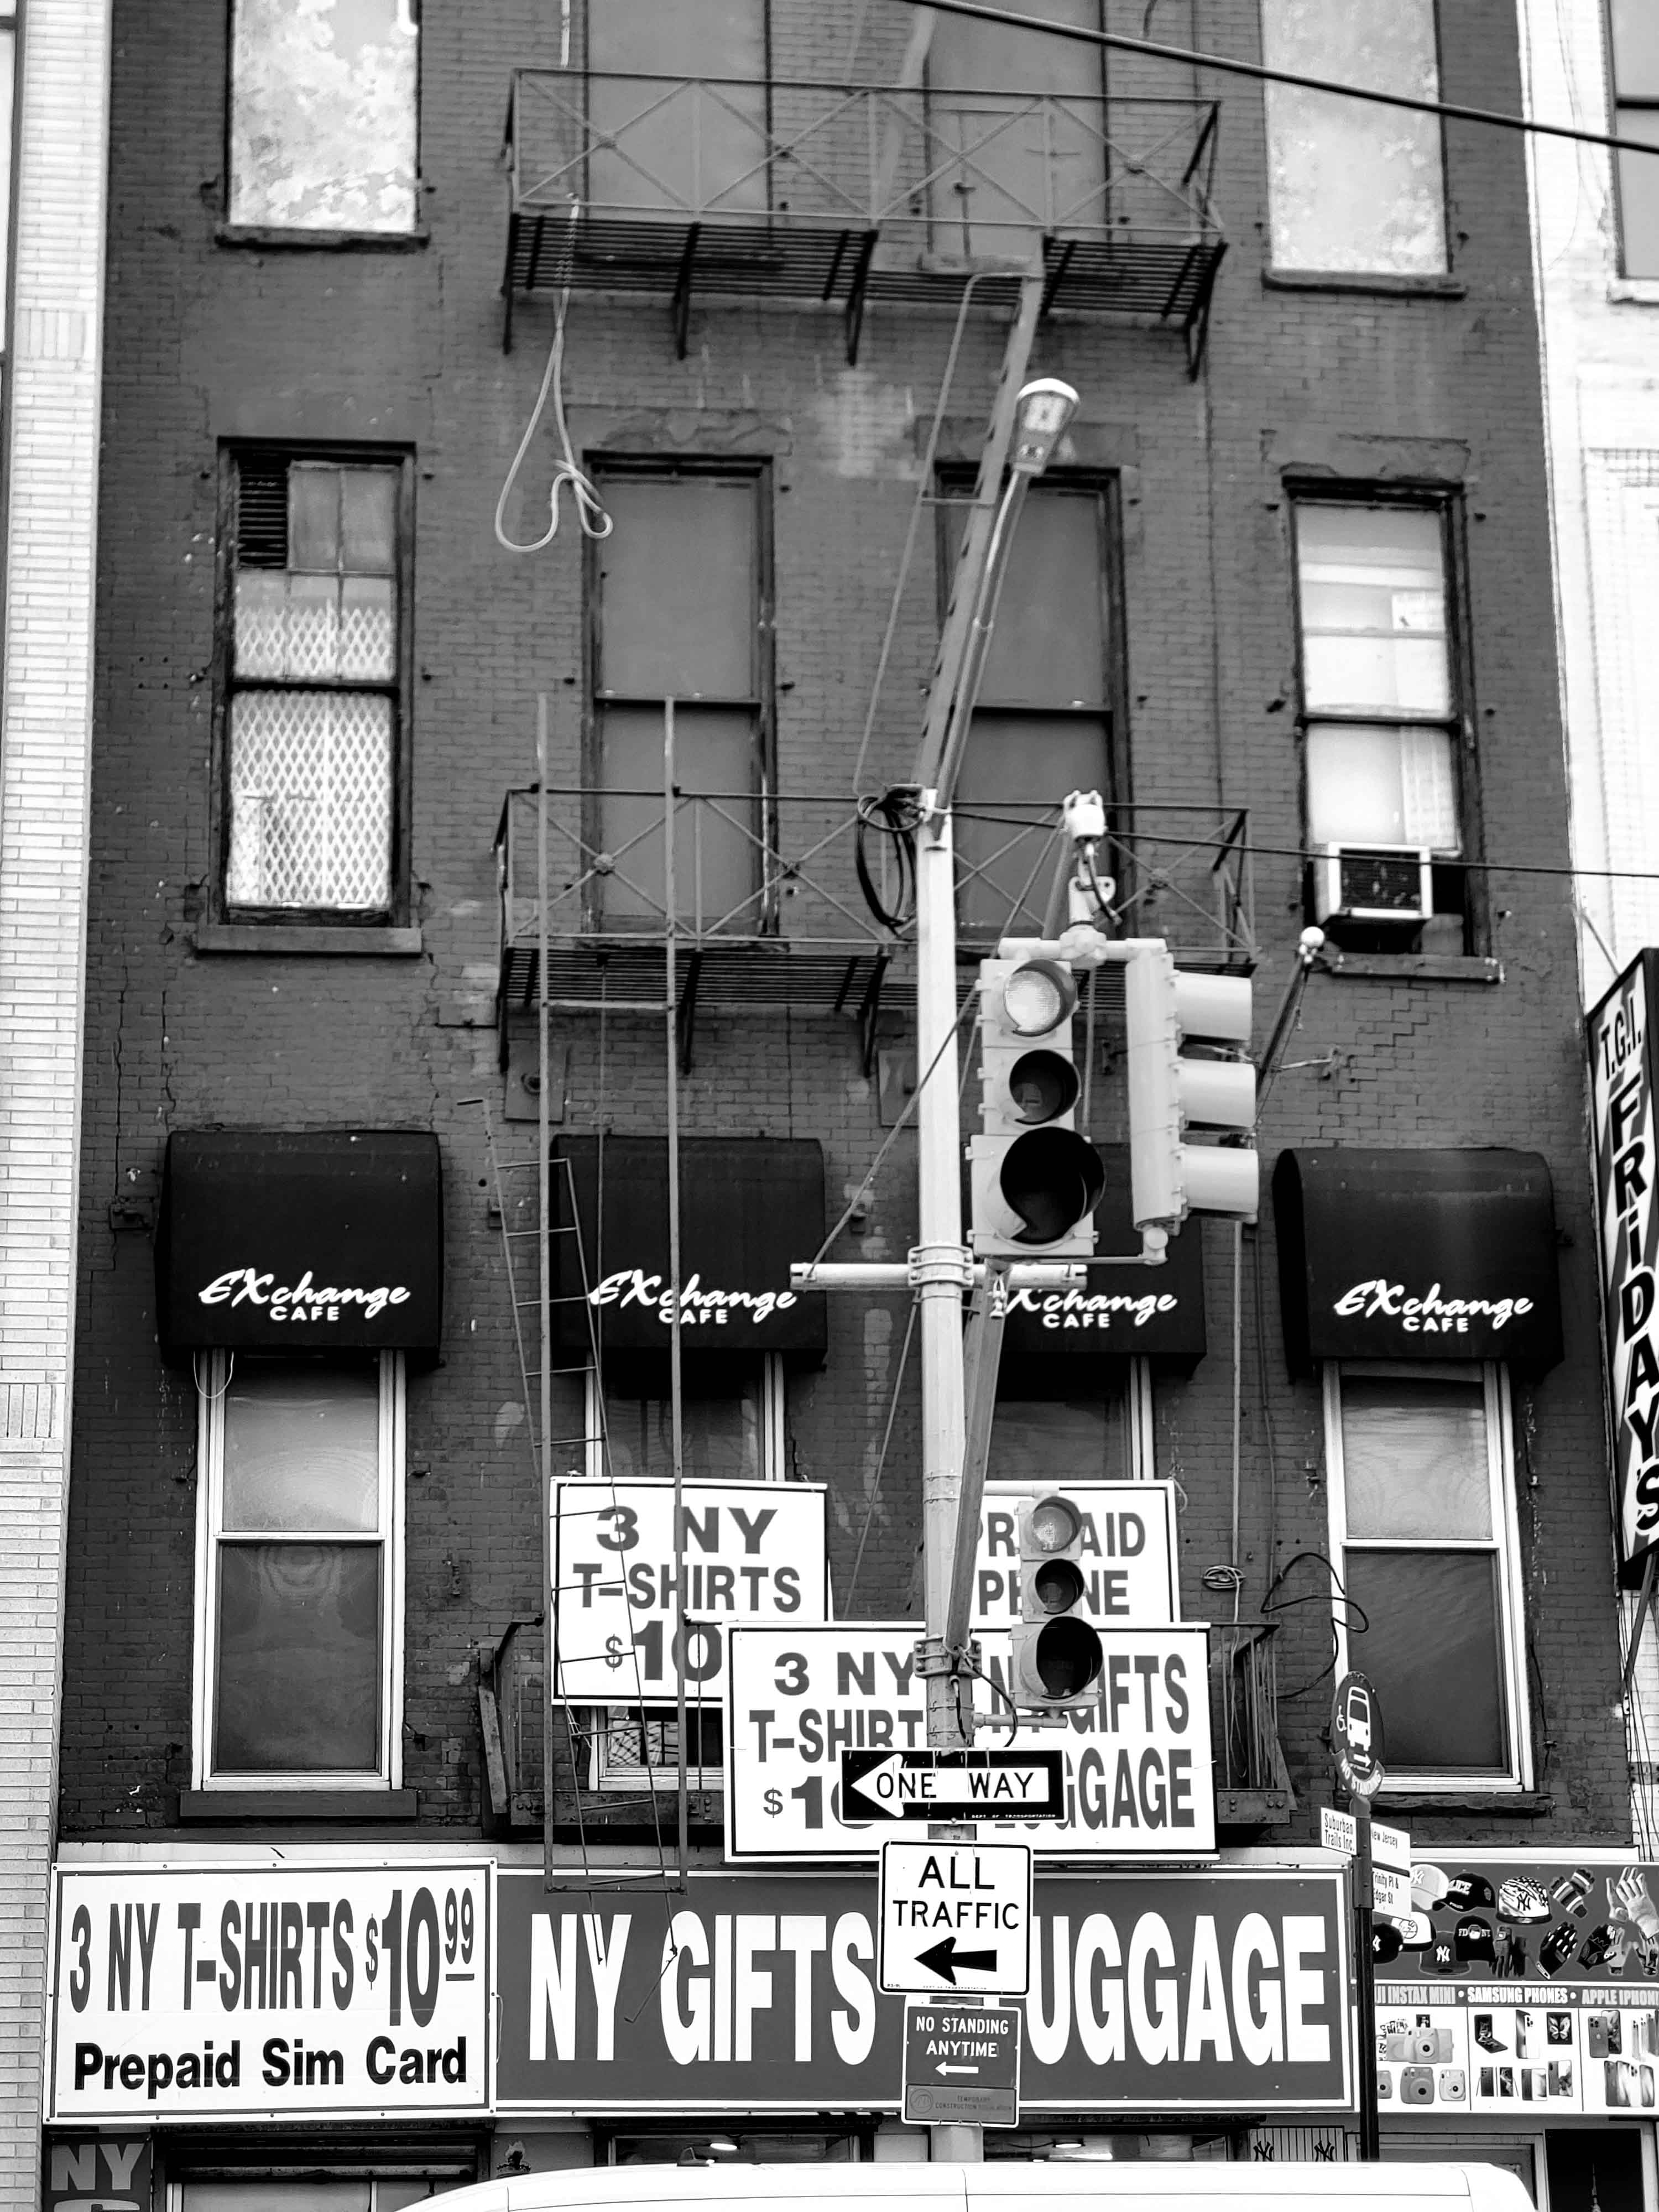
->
<box><xmin>1610</xmin><ymin>0</ymin><xmax>1659</xmax><ymax>278</ymax></box>
<box><xmin>591</xmin><ymin>469</ymin><xmax>768</xmax><ymax>930</ymax></box>
<box><xmin>927</xmin><ymin>0</ymin><xmax>1106</xmax><ymax>257</ymax></box>
<box><xmin>228</xmin><ymin>0</ymin><xmax>420</xmax><ymax>234</ymax></box>
<box><xmin>1261</xmin><ymin>0</ymin><xmax>1447</xmax><ymax>274</ymax></box>
<box><xmin>947</xmin><ymin>485</ymin><xmax>1114</xmax><ymax>935</ymax></box>
<box><xmin>587</xmin><ymin>0</ymin><xmax>768</xmax><ymax>219</ymax></box>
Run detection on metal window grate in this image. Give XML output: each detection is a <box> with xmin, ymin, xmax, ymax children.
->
<box><xmin>594</xmin><ymin>1705</ymin><xmax>724</xmax><ymax>1792</ymax></box>
<box><xmin>228</xmin><ymin>690</ymin><xmax>394</xmax><ymax>909</ymax></box>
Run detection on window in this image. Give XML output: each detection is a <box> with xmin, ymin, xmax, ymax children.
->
<box><xmin>1261</xmin><ymin>0</ymin><xmax>1447</xmax><ymax>275</ymax></box>
<box><xmin>0</xmin><ymin>1</ymin><xmax>15</xmax><ymax>323</ymax></box>
<box><xmin>590</xmin><ymin>1705</ymin><xmax>725</xmax><ymax>1793</ymax></box>
<box><xmin>227</xmin><ymin>0</ymin><xmax>420</xmax><ymax>236</ymax></box>
<box><xmin>192</xmin><ymin>1354</ymin><xmax>404</xmax><ymax>1788</ymax></box>
<box><xmin>588</xmin><ymin>465</ymin><xmax>771</xmax><ymax>931</ymax></box>
<box><xmin>218</xmin><ymin>448</ymin><xmax>411</xmax><ymax>923</ymax></box>
<box><xmin>587</xmin><ymin>0</ymin><xmax>768</xmax><ymax>221</ymax></box>
<box><xmin>946</xmin><ymin>481</ymin><xmax>1123</xmax><ymax>936</ymax></box>
<box><xmin>1610</xmin><ymin>1</ymin><xmax>1659</xmax><ymax>278</ymax></box>
<box><xmin>1324</xmin><ymin>1363</ymin><xmax>1530</xmax><ymax>1788</ymax></box>
<box><xmin>927</xmin><ymin>0</ymin><xmax>1104</xmax><ymax>257</ymax></box>
<box><xmin>178</xmin><ymin>2178</ymin><xmax>467</xmax><ymax>2209</ymax></box>
<box><xmin>1292</xmin><ymin>496</ymin><xmax>1471</xmax><ymax>938</ymax></box>
<box><xmin>987</xmin><ymin>1362</ymin><xmax>1151</xmax><ymax>1483</ymax></box>
<box><xmin>583</xmin><ymin>1359</ymin><xmax>786</xmax><ymax>1483</ymax></box>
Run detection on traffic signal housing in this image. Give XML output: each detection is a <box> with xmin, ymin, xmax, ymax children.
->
<box><xmin>1124</xmin><ymin>948</ymin><xmax>1257</xmax><ymax>1232</ymax></box>
<box><xmin>969</xmin><ymin>956</ymin><xmax>1106</xmax><ymax>1255</ymax></box>
<box><xmin>1010</xmin><ymin>1491</ymin><xmax>1104</xmax><ymax>1713</ymax></box>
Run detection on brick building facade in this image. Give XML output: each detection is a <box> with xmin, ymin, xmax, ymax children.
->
<box><xmin>40</xmin><ymin>0</ymin><xmax>1650</xmax><ymax>2203</ymax></box>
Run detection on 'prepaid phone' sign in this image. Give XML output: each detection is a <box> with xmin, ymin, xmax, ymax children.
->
<box><xmin>726</xmin><ymin>1622</ymin><xmax>1215</xmax><ymax>1861</ymax></box>
<box><xmin>48</xmin><ymin>1863</ymin><xmax>491</xmax><ymax>2122</ymax></box>
<box><xmin>974</xmin><ymin>1482</ymin><xmax>1178</xmax><ymax>1628</ymax></box>
<box><xmin>552</xmin><ymin>1478</ymin><xmax>829</xmax><ymax>1703</ymax></box>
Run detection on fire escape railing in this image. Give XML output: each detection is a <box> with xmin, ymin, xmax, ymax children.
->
<box><xmin>503</xmin><ymin>72</ymin><xmax>1227</xmax><ymax>366</ymax></box>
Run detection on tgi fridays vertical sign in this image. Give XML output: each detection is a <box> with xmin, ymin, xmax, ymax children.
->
<box><xmin>48</xmin><ymin>1863</ymin><xmax>490</xmax><ymax>2121</ymax></box>
<box><xmin>1590</xmin><ymin>951</ymin><xmax>1659</xmax><ymax>1578</ymax></box>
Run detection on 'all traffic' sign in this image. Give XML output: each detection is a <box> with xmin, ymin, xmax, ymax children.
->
<box><xmin>877</xmin><ymin>1839</ymin><xmax>1032</xmax><ymax>1997</ymax></box>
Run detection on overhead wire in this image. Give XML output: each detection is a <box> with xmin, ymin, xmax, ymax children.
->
<box><xmin>879</xmin><ymin>0</ymin><xmax>1659</xmax><ymax>164</ymax></box>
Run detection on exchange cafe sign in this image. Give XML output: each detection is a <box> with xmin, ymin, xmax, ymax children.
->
<box><xmin>1273</xmin><ymin>1147</ymin><xmax>1563</xmax><ymax>1371</ymax></box>
<box><xmin>157</xmin><ymin>1130</ymin><xmax>444</xmax><ymax>1355</ymax></box>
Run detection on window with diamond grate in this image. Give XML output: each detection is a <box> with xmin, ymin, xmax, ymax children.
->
<box><xmin>219</xmin><ymin>451</ymin><xmax>410</xmax><ymax>921</ymax></box>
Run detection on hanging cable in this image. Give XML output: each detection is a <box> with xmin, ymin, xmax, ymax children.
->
<box><xmin>494</xmin><ymin>205</ymin><xmax>613</xmax><ymax>555</ymax></box>
<box><xmin>854</xmin><ymin>789</ymin><xmax>923</xmax><ymax>931</ymax></box>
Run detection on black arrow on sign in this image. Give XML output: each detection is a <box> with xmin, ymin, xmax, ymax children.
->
<box><xmin>917</xmin><ymin>1937</ymin><xmax>1000</xmax><ymax>1985</ymax></box>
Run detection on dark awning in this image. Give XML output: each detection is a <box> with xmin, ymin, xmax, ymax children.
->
<box><xmin>552</xmin><ymin>1135</ymin><xmax>828</xmax><ymax>1366</ymax></box>
<box><xmin>1273</xmin><ymin>1147</ymin><xmax>1562</xmax><ymax>1370</ymax></box>
<box><xmin>999</xmin><ymin>1145</ymin><xmax>1207</xmax><ymax>1381</ymax></box>
<box><xmin>158</xmin><ymin>1130</ymin><xmax>444</xmax><ymax>1355</ymax></box>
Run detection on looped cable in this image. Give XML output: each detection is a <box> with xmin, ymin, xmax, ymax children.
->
<box><xmin>494</xmin><ymin>202</ymin><xmax>613</xmax><ymax>554</ymax></box>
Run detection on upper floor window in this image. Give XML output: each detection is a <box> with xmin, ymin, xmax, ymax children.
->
<box><xmin>1261</xmin><ymin>0</ymin><xmax>1448</xmax><ymax>275</ymax></box>
<box><xmin>217</xmin><ymin>447</ymin><xmax>412</xmax><ymax>924</ymax></box>
<box><xmin>1324</xmin><ymin>1363</ymin><xmax>1530</xmax><ymax>1791</ymax></box>
<box><xmin>228</xmin><ymin>0</ymin><xmax>420</xmax><ymax>236</ymax></box>
<box><xmin>587</xmin><ymin>462</ymin><xmax>771</xmax><ymax>932</ymax></box>
<box><xmin>945</xmin><ymin>479</ymin><xmax>1123</xmax><ymax>937</ymax></box>
<box><xmin>1292</xmin><ymin>495</ymin><xmax>1473</xmax><ymax>946</ymax></box>
<box><xmin>1610</xmin><ymin>1</ymin><xmax>1659</xmax><ymax>278</ymax></box>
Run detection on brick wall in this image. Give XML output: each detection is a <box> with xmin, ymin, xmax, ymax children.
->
<box><xmin>59</xmin><ymin>0</ymin><xmax>1630</xmax><ymax>1875</ymax></box>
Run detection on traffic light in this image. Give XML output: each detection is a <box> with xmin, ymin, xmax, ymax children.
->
<box><xmin>1010</xmin><ymin>1491</ymin><xmax>1104</xmax><ymax>1712</ymax></box>
<box><xmin>1124</xmin><ymin>947</ymin><xmax>1257</xmax><ymax>1232</ymax></box>
<box><xmin>969</xmin><ymin>956</ymin><xmax>1105</xmax><ymax>1255</ymax></box>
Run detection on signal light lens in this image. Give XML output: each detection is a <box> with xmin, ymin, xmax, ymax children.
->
<box><xmin>1028</xmin><ymin>1495</ymin><xmax>1083</xmax><ymax>1554</ymax></box>
<box><xmin>1033</xmin><ymin>1617</ymin><xmax>1104</xmax><ymax>1700</ymax></box>
<box><xmin>1001</xmin><ymin>959</ymin><xmax>1076</xmax><ymax>1037</ymax></box>
<box><xmin>998</xmin><ymin>1128</ymin><xmax>1107</xmax><ymax>1246</ymax></box>
<box><xmin>1007</xmin><ymin>1048</ymin><xmax>1080</xmax><ymax>1125</ymax></box>
<box><xmin>1032</xmin><ymin>1557</ymin><xmax>1086</xmax><ymax>1615</ymax></box>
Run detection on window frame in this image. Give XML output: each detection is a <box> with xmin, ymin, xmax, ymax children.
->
<box><xmin>221</xmin><ymin>0</ymin><xmax>425</xmax><ymax>244</ymax></box>
<box><xmin>588</xmin><ymin>1704</ymin><xmax>727</xmax><ymax>1794</ymax></box>
<box><xmin>190</xmin><ymin>1349</ymin><xmax>406</xmax><ymax>1792</ymax></box>
<box><xmin>1322</xmin><ymin>1358</ymin><xmax>1532</xmax><ymax>1793</ymax></box>
<box><xmin>1260</xmin><ymin>0</ymin><xmax>1451</xmax><ymax>280</ymax></box>
<box><xmin>933</xmin><ymin>468</ymin><xmax>1131</xmax><ymax>942</ymax></box>
<box><xmin>1605</xmin><ymin>0</ymin><xmax>1659</xmax><ymax>280</ymax></box>
<box><xmin>582</xmin><ymin>1353</ymin><xmax>787</xmax><ymax>1483</ymax></box>
<box><xmin>581</xmin><ymin>456</ymin><xmax>775</xmax><ymax>935</ymax></box>
<box><xmin>1288</xmin><ymin>481</ymin><xmax>1486</xmax><ymax>950</ymax></box>
<box><xmin>989</xmin><ymin>1357</ymin><xmax>1155</xmax><ymax>1484</ymax></box>
<box><xmin>210</xmin><ymin>442</ymin><xmax>416</xmax><ymax>931</ymax></box>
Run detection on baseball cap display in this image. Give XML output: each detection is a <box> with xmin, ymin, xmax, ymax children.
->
<box><xmin>1379</xmin><ymin>1859</ymin><xmax>1659</xmax><ymax>1987</ymax></box>
<box><xmin>1499</xmin><ymin>1875</ymin><xmax>1553</xmax><ymax>1924</ymax></box>
<box><xmin>1413</xmin><ymin>1863</ymin><xmax>1451</xmax><ymax>1912</ymax></box>
<box><xmin>1455</xmin><ymin>1915</ymin><xmax>1499</xmax><ymax>1967</ymax></box>
<box><xmin>1446</xmin><ymin>1873</ymin><xmax>1496</xmax><ymax>1911</ymax></box>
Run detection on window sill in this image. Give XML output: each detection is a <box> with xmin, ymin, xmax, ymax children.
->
<box><xmin>1609</xmin><ymin>278</ymin><xmax>1659</xmax><ymax>305</ymax></box>
<box><xmin>1316</xmin><ymin>949</ymin><xmax>1500</xmax><ymax>984</ymax></box>
<box><xmin>1262</xmin><ymin>267</ymin><xmax>1465</xmax><ymax>299</ymax></box>
<box><xmin>194</xmin><ymin>922</ymin><xmax>423</xmax><ymax>956</ymax></box>
<box><xmin>215</xmin><ymin>224</ymin><xmax>430</xmax><ymax>253</ymax></box>
<box><xmin>179</xmin><ymin>1787</ymin><xmax>419</xmax><ymax>1822</ymax></box>
<box><xmin>1371</xmin><ymin>1788</ymin><xmax>1552</xmax><ymax>1817</ymax></box>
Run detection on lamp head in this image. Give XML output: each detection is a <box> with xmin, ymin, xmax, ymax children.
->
<box><xmin>1011</xmin><ymin>377</ymin><xmax>1080</xmax><ymax>475</ymax></box>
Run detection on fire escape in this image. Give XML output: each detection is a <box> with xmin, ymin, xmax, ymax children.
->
<box><xmin>486</xmin><ymin>54</ymin><xmax>1292</xmax><ymax>1838</ymax></box>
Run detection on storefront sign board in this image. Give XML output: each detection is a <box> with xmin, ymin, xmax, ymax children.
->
<box><xmin>724</xmin><ymin>1623</ymin><xmax>1215</xmax><ymax>1862</ymax></box>
<box><xmin>44</xmin><ymin>2137</ymin><xmax>152</xmax><ymax>2212</ymax></box>
<box><xmin>1589</xmin><ymin>951</ymin><xmax>1659</xmax><ymax>1577</ymax></box>
<box><xmin>494</xmin><ymin>1865</ymin><xmax>1351</xmax><ymax>2112</ymax></box>
<box><xmin>46</xmin><ymin>1863</ymin><xmax>491</xmax><ymax>2122</ymax></box>
<box><xmin>551</xmin><ymin>1478</ymin><xmax>828</xmax><ymax>1704</ymax></box>
<box><xmin>972</xmin><ymin>1483</ymin><xmax>1178</xmax><ymax>1629</ymax></box>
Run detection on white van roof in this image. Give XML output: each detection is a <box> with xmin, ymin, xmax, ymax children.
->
<box><xmin>443</xmin><ymin>2162</ymin><xmax>1531</xmax><ymax>2212</ymax></box>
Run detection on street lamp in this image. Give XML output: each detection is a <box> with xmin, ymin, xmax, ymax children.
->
<box><xmin>934</xmin><ymin>378</ymin><xmax>1079</xmax><ymax>811</ymax></box>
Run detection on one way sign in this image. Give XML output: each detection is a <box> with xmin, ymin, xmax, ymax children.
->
<box><xmin>842</xmin><ymin>1748</ymin><xmax>1066</xmax><ymax>1822</ymax></box>
<box><xmin>878</xmin><ymin>1839</ymin><xmax>1032</xmax><ymax>1997</ymax></box>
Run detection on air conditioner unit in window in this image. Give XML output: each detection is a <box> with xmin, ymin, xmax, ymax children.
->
<box><xmin>1314</xmin><ymin>843</ymin><xmax>1433</xmax><ymax>926</ymax></box>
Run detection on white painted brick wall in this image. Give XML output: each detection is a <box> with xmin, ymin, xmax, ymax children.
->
<box><xmin>0</xmin><ymin>0</ymin><xmax>110</xmax><ymax>2199</ymax></box>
